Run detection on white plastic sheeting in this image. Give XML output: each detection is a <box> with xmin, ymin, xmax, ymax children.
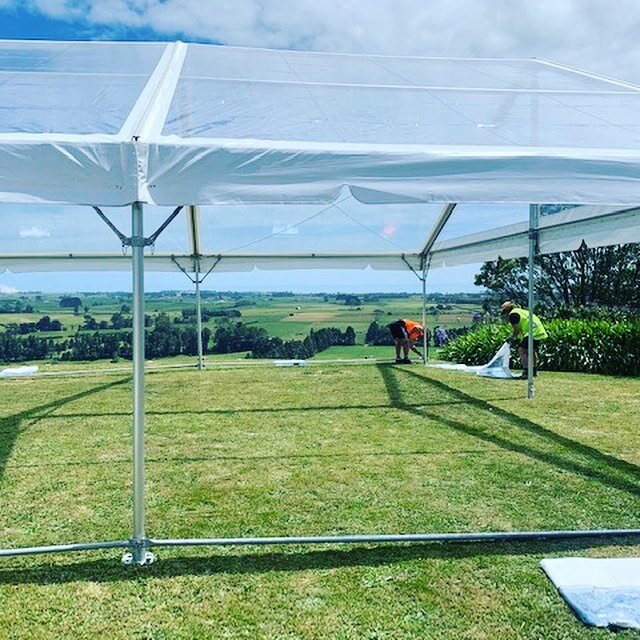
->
<box><xmin>4</xmin><ymin>40</ymin><xmax>640</xmax><ymax>205</ymax></box>
<box><xmin>541</xmin><ymin>558</ymin><xmax>640</xmax><ymax>629</ymax></box>
<box><xmin>0</xmin><ymin>365</ymin><xmax>38</xmax><ymax>378</ymax></box>
<box><xmin>428</xmin><ymin>341</ymin><xmax>514</xmax><ymax>379</ymax></box>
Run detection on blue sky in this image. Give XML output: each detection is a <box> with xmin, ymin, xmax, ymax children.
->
<box><xmin>1</xmin><ymin>1</ymin><xmax>638</xmax><ymax>294</ymax></box>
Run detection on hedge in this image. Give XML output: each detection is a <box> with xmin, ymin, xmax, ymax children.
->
<box><xmin>440</xmin><ymin>319</ymin><xmax>640</xmax><ymax>376</ymax></box>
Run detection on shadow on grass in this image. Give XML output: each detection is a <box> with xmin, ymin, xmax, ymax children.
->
<box><xmin>8</xmin><ymin>395</ymin><xmax>521</xmax><ymax>420</ymax></box>
<box><xmin>377</xmin><ymin>364</ymin><xmax>640</xmax><ymax>498</ymax></box>
<box><xmin>0</xmin><ymin>377</ymin><xmax>131</xmax><ymax>481</ymax></box>
<box><xmin>0</xmin><ymin>535</ymin><xmax>639</xmax><ymax>586</ymax></box>
<box><xmin>6</xmin><ymin>448</ymin><xmax>494</xmax><ymax>470</ymax></box>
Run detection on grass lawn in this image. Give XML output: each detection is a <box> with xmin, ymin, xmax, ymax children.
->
<box><xmin>309</xmin><ymin>344</ymin><xmax>391</xmax><ymax>360</ymax></box>
<box><xmin>0</xmin><ymin>363</ymin><xmax>638</xmax><ymax>639</ymax></box>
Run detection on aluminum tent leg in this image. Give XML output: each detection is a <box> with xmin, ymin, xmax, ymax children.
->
<box><xmin>527</xmin><ymin>204</ymin><xmax>539</xmax><ymax>400</ymax></box>
<box><xmin>122</xmin><ymin>202</ymin><xmax>154</xmax><ymax>566</ymax></box>
<box><xmin>194</xmin><ymin>258</ymin><xmax>204</xmax><ymax>370</ymax></box>
<box><xmin>421</xmin><ymin>267</ymin><xmax>428</xmax><ymax>365</ymax></box>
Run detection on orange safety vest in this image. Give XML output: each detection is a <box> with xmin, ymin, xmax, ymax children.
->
<box><xmin>402</xmin><ymin>319</ymin><xmax>424</xmax><ymax>341</ymax></box>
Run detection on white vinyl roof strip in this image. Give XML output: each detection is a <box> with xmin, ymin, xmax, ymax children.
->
<box><xmin>429</xmin><ymin>205</ymin><xmax>640</xmax><ymax>267</ymax></box>
<box><xmin>0</xmin><ymin>252</ymin><xmax>422</xmax><ymax>273</ymax></box>
<box><xmin>119</xmin><ymin>41</ymin><xmax>188</xmax><ymax>141</ymax></box>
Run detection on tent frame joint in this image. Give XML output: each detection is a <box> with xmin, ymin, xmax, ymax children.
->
<box><xmin>93</xmin><ymin>204</ymin><xmax>184</xmax><ymax>251</ymax></box>
<box><xmin>402</xmin><ymin>255</ymin><xmax>425</xmax><ymax>282</ymax></box>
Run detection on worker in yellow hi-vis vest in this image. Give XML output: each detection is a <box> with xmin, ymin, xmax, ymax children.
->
<box><xmin>500</xmin><ymin>301</ymin><xmax>548</xmax><ymax>379</ymax></box>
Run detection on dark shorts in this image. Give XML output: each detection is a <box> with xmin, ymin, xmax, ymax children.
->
<box><xmin>520</xmin><ymin>338</ymin><xmax>541</xmax><ymax>349</ymax></box>
<box><xmin>388</xmin><ymin>321</ymin><xmax>409</xmax><ymax>340</ymax></box>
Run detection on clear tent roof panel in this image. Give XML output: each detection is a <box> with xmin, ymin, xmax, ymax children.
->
<box><xmin>197</xmin><ymin>195</ymin><xmax>444</xmax><ymax>254</ymax></box>
<box><xmin>162</xmin><ymin>77</ymin><xmax>640</xmax><ymax>149</ymax></box>
<box><xmin>0</xmin><ymin>203</ymin><xmax>191</xmax><ymax>255</ymax></box>
<box><xmin>177</xmin><ymin>46</ymin><xmax>633</xmax><ymax>92</ymax></box>
<box><xmin>3</xmin><ymin>39</ymin><xmax>640</xmax><ymax>208</ymax></box>
<box><xmin>435</xmin><ymin>203</ymin><xmax>529</xmax><ymax>242</ymax></box>
<box><xmin>162</xmin><ymin>45</ymin><xmax>640</xmax><ymax>148</ymax></box>
<box><xmin>0</xmin><ymin>41</ymin><xmax>166</xmax><ymax>135</ymax></box>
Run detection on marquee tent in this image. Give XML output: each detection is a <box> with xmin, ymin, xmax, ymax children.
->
<box><xmin>1</xmin><ymin>39</ymin><xmax>640</xmax><ymax>564</ymax></box>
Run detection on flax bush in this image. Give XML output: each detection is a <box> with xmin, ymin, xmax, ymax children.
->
<box><xmin>440</xmin><ymin>319</ymin><xmax>640</xmax><ymax>376</ymax></box>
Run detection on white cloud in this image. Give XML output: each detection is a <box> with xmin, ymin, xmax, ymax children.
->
<box><xmin>19</xmin><ymin>226</ymin><xmax>51</xmax><ymax>238</ymax></box>
<box><xmin>0</xmin><ymin>284</ymin><xmax>19</xmax><ymax>294</ymax></box>
<box><xmin>7</xmin><ymin>1</ymin><xmax>640</xmax><ymax>82</ymax></box>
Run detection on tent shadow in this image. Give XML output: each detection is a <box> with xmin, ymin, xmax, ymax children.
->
<box><xmin>0</xmin><ymin>535</ymin><xmax>639</xmax><ymax>586</ymax></box>
<box><xmin>0</xmin><ymin>377</ymin><xmax>131</xmax><ymax>481</ymax></box>
<box><xmin>14</xmin><ymin>395</ymin><xmax>523</xmax><ymax>420</ymax></box>
<box><xmin>377</xmin><ymin>364</ymin><xmax>640</xmax><ymax>498</ymax></box>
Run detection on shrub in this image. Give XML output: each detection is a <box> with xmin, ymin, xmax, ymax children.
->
<box><xmin>440</xmin><ymin>319</ymin><xmax>640</xmax><ymax>376</ymax></box>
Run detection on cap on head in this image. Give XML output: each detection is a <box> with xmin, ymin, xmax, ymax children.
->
<box><xmin>500</xmin><ymin>301</ymin><xmax>515</xmax><ymax>315</ymax></box>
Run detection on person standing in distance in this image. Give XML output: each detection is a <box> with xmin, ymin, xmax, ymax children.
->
<box><xmin>387</xmin><ymin>318</ymin><xmax>424</xmax><ymax>364</ymax></box>
<box><xmin>500</xmin><ymin>301</ymin><xmax>548</xmax><ymax>379</ymax></box>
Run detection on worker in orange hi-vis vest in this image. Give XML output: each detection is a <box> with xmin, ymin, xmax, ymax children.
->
<box><xmin>387</xmin><ymin>318</ymin><xmax>425</xmax><ymax>364</ymax></box>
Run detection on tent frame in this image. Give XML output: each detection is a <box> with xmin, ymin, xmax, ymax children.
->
<box><xmin>3</xmin><ymin>41</ymin><xmax>640</xmax><ymax>564</ymax></box>
<box><xmin>2</xmin><ymin>200</ymin><xmax>640</xmax><ymax>566</ymax></box>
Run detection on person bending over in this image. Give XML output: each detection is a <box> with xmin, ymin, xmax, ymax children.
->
<box><xmin>387</xmin><ymin>318</ymin><xmax>424</xmax><ymax>364</ymax></box>
<box><xmin>500</xmin><ymin>301</ymin><xmax>548</xmax><ymax>378</ymax></box>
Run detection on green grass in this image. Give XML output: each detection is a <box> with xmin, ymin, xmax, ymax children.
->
<box><xmin>0</xmin><ymin>363</ymin><xmax>638</xmax><ymax>638</ymax></box>
<box><xmin>309</xmin><ymin>345</ymin><xmax>391</xmax><ymax>360</ymax></box>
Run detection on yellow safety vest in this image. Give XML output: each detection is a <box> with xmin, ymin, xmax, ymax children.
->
<box><xmin>512</xmin><ymin>308</ymin><xmax>548</xmax><ymax>340</ymax></box>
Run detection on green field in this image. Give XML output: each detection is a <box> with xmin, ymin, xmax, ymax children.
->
<box><xmin>233</xmin><ymin>295</ymin><xmax>478</xmax><ymax>342</ymax></box>
<box><xmin>0</xmin><ymin>362</ymin><xmax>638</xmax><ymax>638</ymax></box>
<box><xmin>0</xmin><ymin>291</ymin><xmax>482</xmax><ymax>352</ymax></box>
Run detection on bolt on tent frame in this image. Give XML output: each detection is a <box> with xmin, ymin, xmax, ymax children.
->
<box><xmin>2</xmin><ymin>40</ymin><xmax>640</xmax><ymax>564</ymax></box>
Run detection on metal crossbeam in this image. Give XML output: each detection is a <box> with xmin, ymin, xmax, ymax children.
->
<box><xmin>419</xmin><ymin>202</ymin><xmax>457</xmax><ymax>261</ymax></box>
<box><xmin>1</xmin><ymin>529</ymin><xmax>639</xmax><ymax>561</ymax></box>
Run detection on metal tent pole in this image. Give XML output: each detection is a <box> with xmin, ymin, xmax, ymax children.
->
<box><xmin>421</xmin><ymin>266</ymin><xmax>428</xmax><ymax>365</ymax></box>
<box><xmin>194</xmin><ymin>257</ymin><xmax>204</xmax><ymax>370</ymax></box>
<box><xmin>527</xmin><ymin>204</ymin><xmax>539</xmax><ymax>400</ymax></box>
<box><xmin>124</xmin><ymin>202</ymin><xmax>154</xmax><ymax>565</ymax></box>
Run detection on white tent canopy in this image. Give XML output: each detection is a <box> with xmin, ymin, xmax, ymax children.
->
<box><xmin>3</xmin><ymin>40</ymin><xmax>640</xmax><ymax>207</ymax></box>
<box><xmin>3</xmin><ymin>39</ymin><xmax>640</xmax><ymax>277</ymax></box>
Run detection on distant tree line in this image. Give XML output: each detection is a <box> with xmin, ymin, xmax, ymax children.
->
<box><xmin>250</xmin><ymin>326</ymin><xmax>356</xmax><ymax>359</ymax></box>
<box><xmin>0</xmin><ymin>313</ymin><xmax>354</xmax><ymax>363</ymax></box>
<box><xmin>176</xmin><ymin>308</ymin><xmax>241</xmax><ymax>323</ymax></box>
<box><xmin>0</xmin><ymin>313</ymin><xmax>211</xmax><ymax>363</ymax></box>
<box><xmin>0</xmin><ymin>333</ymin><xmax>51</xmax><ymax>361</ymax></box>
<box><xmin>4</xmin><ymin>315</ymin><xmax>63</xmax><ymax>335</ymax></box>
<box><xmin>0</xmin><ymin>300</ymin><xmax>34</xmax><ymax>314</ymax></box>
<box><xmin>365</xmin><ymin>321</ymin><xmax>396</xmax><ymax>345</ymax></box>
<box><xmin>213</xmin><ymin>322</ymin><xmax>356</xmax><ymax>359</ymax></box>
